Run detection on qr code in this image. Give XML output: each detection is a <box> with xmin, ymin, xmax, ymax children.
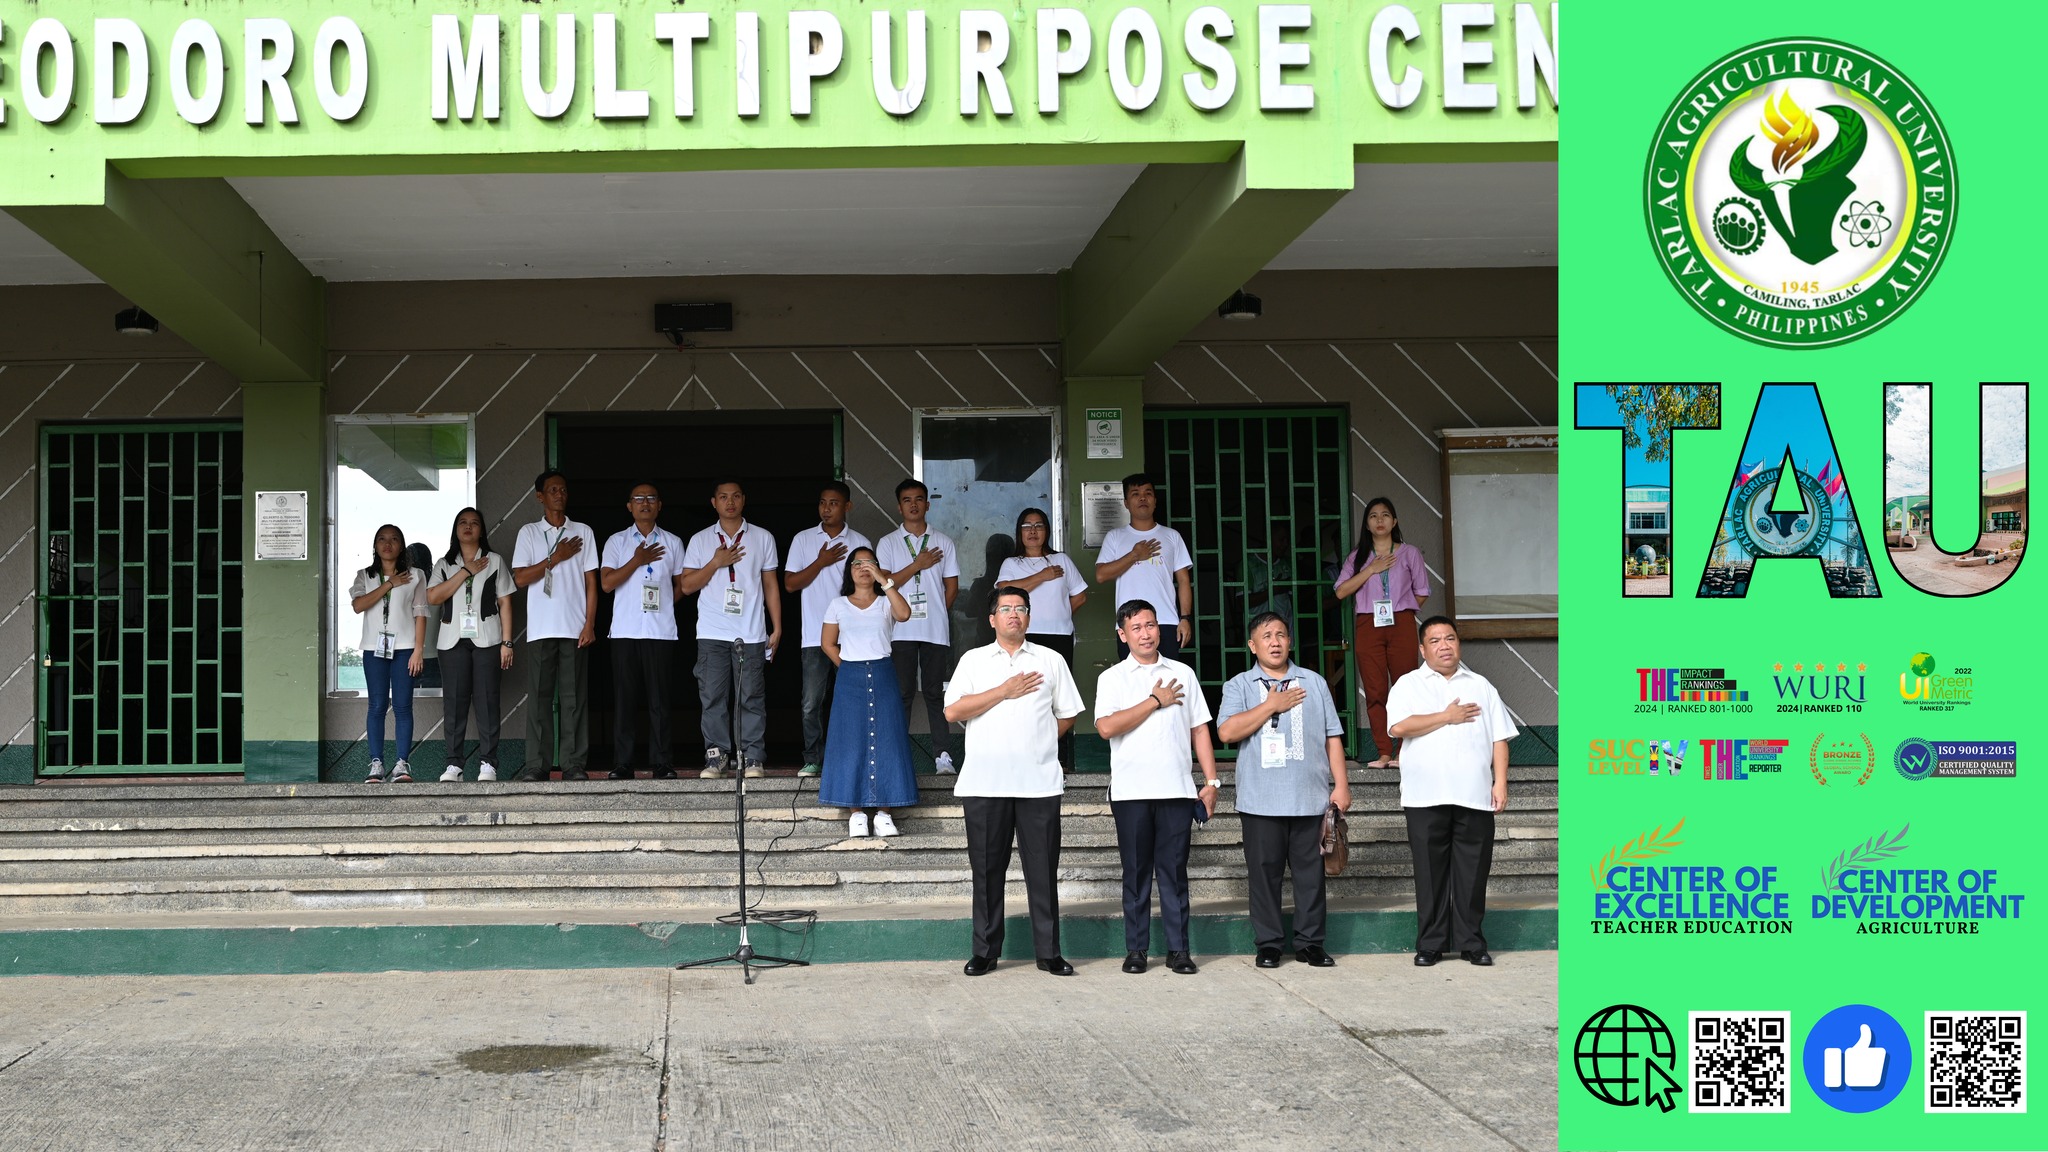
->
<box><xmin>1688</xmin><ymin>1011</ymin><xmax>1789</xmax><ymax>1112</ymax></box>
<box><xmin>1926</xmin><ymin>1012</ymin><xmax>2026</xmax><ymax>1113</ymax></box>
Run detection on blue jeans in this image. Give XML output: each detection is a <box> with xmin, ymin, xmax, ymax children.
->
<box><xmin>364</xmin><ymin>651</ymin><xmax>417</xmax><ymax>763</ymax></box>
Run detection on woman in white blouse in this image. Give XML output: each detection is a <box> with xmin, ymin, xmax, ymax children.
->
<box><xmin>349</xmin><ymin>524</ymin><xmax>429</xmax><ymax>783</ymax></box>
<box><xmin>819</xmin><ymin>547</ymin><xmax>917</xmax><ymax>837</ymax></box>
<box><xmin>425</xmin><ymin>507</ymin><xmax>515</xmax><ymax>782</ymax></box>
<box><xmin>994</xmin><ymin>507</ymin><xmax>1088</xmax><ymax>768</ymax></box>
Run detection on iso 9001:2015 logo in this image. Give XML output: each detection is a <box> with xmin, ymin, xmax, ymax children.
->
<box><xmin>1644</xmin><ymin>38</ymin><xmax>1955</xmax><ymax>347</ymax></box>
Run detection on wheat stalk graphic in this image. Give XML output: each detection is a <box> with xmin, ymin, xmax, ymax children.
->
<box><xmin>1820</xmin><ymin>823</ymin><xmax>1911</xmax><ymax>892</ymax></box>
<box><xmin>1589</xmin><ymin>818</ymin><xmax>1687</xmax><ymax>890</ymax></box>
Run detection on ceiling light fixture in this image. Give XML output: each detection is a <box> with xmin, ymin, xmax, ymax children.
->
<box><xmin>114</xmin><ymin>306</ymin><xmax>159</xmax><ymax>337</ymax></box>
<box><xmin>1217</xmin><ymin>290</ymin><xmax>1261</xmax><ymax>322</ymax></box>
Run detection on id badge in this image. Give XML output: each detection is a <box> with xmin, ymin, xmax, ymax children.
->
<box><xmin>541</xmin><ymin>568</ymin><xmax>554</xmax><ymax>597</ymax></box>
<box><xmin>641</xmin><ymin>582</ymin><xmax>660</xmax><ymax>612</ymax></box>
<box><xmin>722</xmin><ymin>583</ymin><xmax>745</xmax><ymax>615</ymax></box>
<box><xmin>459</xmin><ymin>612</ymin><xmax>480</xmax><ymax>638</ymax></box>
<box><xmin>377</xmin><ymin>632</ymin><xmax>393</xmax><ymax>659</ymax></box>
<box><xmin>1260</xmin><ymin>725</ymin><xmax>1288</xmax><ymax>765</ymax></box>
<box><xmin>907</xmin><ymin>587</ymin><xmax>927</xmax><ymax>620</ymax></box>
<box><xmin>1372</xmin><ymin>599</ymin><xmax>1395</xmax><ymax>627</ymax></box>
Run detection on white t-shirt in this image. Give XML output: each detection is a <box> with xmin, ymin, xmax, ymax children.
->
<box><xmin>945</xmin><ymin>640</ymin><xmax>1084</xmax><ymax>798</ymax></box>
<box><xmin>822</xmin><ymin>595</ymin><xmax>895</xmax><ymax>663</ymax></box>
<box><xmin>601</xmin><ymin>526</ymin><xmax>688</xmax><ymax>641</ymax></box>
<box><xmin>679</xmin><ymin>520</ymin><xmax>781</xmax><ymax>644</ymax></box>
<box><xmin>430</xmin><ymin>553</ymin><xmax>510</xmax><ymax>650</ymax></box>
<box><xmin>787</xmin><ymin>523</ymin><xmax>872</xmax><ymax>648</ymax></box>
<box><xmin>1387</xmin><ymin>663</ymin><xmax>1519</xmax><ymax>811</ymax></box>
<box><xmin>1097</xmin><ymin>524</ymin><xmax>1193</xmax><ymax>625</ymax></box>
<box><xmin>874</xmin><ymin>525</ymin><xmax>961</xmax><ymax>645</ymax></box>
<box><xmin>995</xmin><ymin>554</ymin><xmax>1089</xmax><ymax>636</ymax></box>
<box><xmin>1094</xmin><ymin>655</ymin><xmax>1212</xmax><ymax>801</ymax></box>
<box><xmin>511</xmin><ymin>518</ymin><xmax>600</xmax><ymax>640</ymax></box>
<box><xmin>348</xmin><ymin>567</ymin><xmax>430</xmax><ymax>655</ymax></box>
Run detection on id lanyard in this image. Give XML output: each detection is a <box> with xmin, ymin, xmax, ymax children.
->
<box><xmin>541</xmin><ymin>524</ymin><xmax>565</xmax><ymax>596</ymax></box>
<box><xmin>1256</xmin><ymin>674</ymin><xmax>1294</xmax><ymax>766</ymax></box>
<box><xmin>1373</xmin><ymin>555</ymin><xmax>1396</xmax><ymax>627</ymax></box>
<box><xmin>378</xmin><ymin>582</ymin><xmax>394</xmax><ymax>658</ymax></box>
<box><xmin>458</xmin><ymin>559</ymin><xmax>480</xmax><ymax>639</ymax></box>
<box><xmin>903</xmin><ymin>532</ymin><xmax>928</xmax><ymax>618</ymax></box>
<box><xmin>641</xmin><ymin>531</ymin><xmax>664</xmax><ymax>613</ymax></box>
<box><xmin>719</xmin><ymin>528</ymin><xmax>745</xmax><ymax>615</ymax></box>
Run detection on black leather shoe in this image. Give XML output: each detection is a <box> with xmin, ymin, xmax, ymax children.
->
<box><xmin>1035</xmin><ymin>956</ymin><xmax>1076</xmax><ymax>976</ymax></box>
<box><xmin>652</xmin><ymin>769</ymin><xmax>677</xmax><ymax>780</ymax></box>
<box><xmin>1167</xmin><ymin>951</ymin><xmax>1198</xmax><ymax>975</ymax></box>
<box><xmin>560</xmin><ymin>771</ymin><xmax>588</xmax><ymax>781</ymax></box>
<box><xmin>962</xmin><ymin>955</ymin><xmax>997</xmax><ymax>976</ymax></box>
<box><xmin>1296</xmin><ymin>946</ymin><xmax>1336</xmax><ymax>968</ymax></box>
<box><xmin>1121</xmin><ymin>951</ymin><xmax>1147</xmax><ymax>974</ymax></box>
<box><xmin>1460</xmin><ymin>949</ymin><xmax>1495</xmax><ymax>966</ymax></box>
<box><xmin>1255</xmin><ymin>947</ymin><xmax>1283</xmax><ymax>968</ymax></box>
<box><xmin>606</xmin><ymin>770</ymin><xmax>633</xmax><ymax>780</ymax></box>
<box><xmin>1414</xmin><ymin>949</ymin><xmax>1442</xmax><ymax>967</ymax></box>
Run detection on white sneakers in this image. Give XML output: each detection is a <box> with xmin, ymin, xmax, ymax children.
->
<box><xmin>439</xmin><ymin>765</ymin><xmax>464</xmax><ymax>782</ymax></box>
<box><xmin>478</xmin><ymin>763</ymin><xmax>498</xmax><ymax>782</ymax></box>
<box><xmin>848</xmin><ymin>812</ymin><xmax>870</xmax><ymax>838</ymax></box>
<box><xmin>365</xmin><ymin>759</ymin><xmax>386</xmax><ymax>783</ymax></box>
<box><xmin>847</xmin><ymin>812</ymin><xmax>900</xmax><ymax>838</ymax></box>
<box><xmin>437</xmin><ymin>763</ymin><xmax>498</xmax><ymax>782</ymax></box>
<box><xmin>935</xmin><ymin>752</ymin><xmax>957</xmax><ymax>775</ymax></box>
<box><xmin>872</xmin><ymin>812</ymin><xmax>900</xmax><ymax>838</ymax></box>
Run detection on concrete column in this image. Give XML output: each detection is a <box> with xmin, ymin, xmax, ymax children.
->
<box><xmin>1060</xmin><ymin>376</ymin><xmax>1145</xmax><ymax>769</ymax></box>
<box><xmin>241</xmin><ymin>381</ymin><xmax>327</xmax><ymax>782</ymax></box>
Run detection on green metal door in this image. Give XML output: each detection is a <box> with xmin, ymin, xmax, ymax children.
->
<box><xmin>1144</xmin><ymin>408</ymin><xmax>1357</xmax><ymax>758</ymax></box>
<box><xmin>39</xmin><ymin>424</ymin><xmax>244</xmax><ymax>775</ymax></box>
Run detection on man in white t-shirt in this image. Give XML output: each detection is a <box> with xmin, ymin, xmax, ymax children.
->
<box><xmin>782</xmin><ymin>481</ymin><xmax>871</xmax><ymax>777</ymax></box>
<box><xmin>944</xmin><ymin>586</ymin><xmax>1084</xmax><ymax>976</ymax></box>
<box><xmin>876</xmin><ymin>478</ymin><xmax>962</xmax><ymax>773</ymax></box>
<box><xmin>1093</xmin><ymin>600</ymin><xmax>1220</xmax><ymax>976</ymax></box>
<box><xmin>599</xmin><ymin>482</ymin><xmax>688</xmax><ymax>779</ymax></box>
<box><xmin>509</xmin><ymin>469</ymin><xmax>601</xmax><ymax>780</ymax></box>
<box><xmin>679</xmin><ymin>479</ymin><xmax>783</xmax><ymax>779</ymax></box>
<box><xmin>1387</xmin><ymin>616</ymin><xmax>1517</xmax><ymax>968</ymax></box>
<box><xmin>1094</xmin><ymin>473</ymin><xmax>1194</xmax><ymax>661</ymax></box>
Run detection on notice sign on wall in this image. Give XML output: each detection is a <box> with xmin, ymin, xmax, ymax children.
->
<box><xmin>1081</xmin><ymin>481</ymin><xmax>1128</xmax><ymax>548</ymax></box>
<box><xmin>1086</xmin><ymin>409</ymin><xmax>1124</xmax><ymax>459</ymax></box>
<box><xmin>254</xmin><ymin>491</ymin><xmax>308</xmax><ymax>561</ymax></box>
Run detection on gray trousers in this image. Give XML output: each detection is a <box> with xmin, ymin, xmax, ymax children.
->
<box><xmin>697</xmin><ymin>640</ymin><xmax>768</xmax><ymax>761</ymax></box>
<box><xmin>800</xmin><ymin>646</ymin><xmax>834</xmax><ymax>766</ymax></box>
<box><xmin>524</xmin><ymin>637</ymin><xmax>589</xmax><ymax>774</ymax></box>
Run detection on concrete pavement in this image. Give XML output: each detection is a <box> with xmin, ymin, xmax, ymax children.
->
<box><xmin>0</xmin><ymin>951</ymin><xmax>1558</xmax><ymax>1151</ymax></box>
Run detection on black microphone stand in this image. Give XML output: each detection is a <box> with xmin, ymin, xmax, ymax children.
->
<box><xmin>678</xmin><ymin>638</ymin><xmax>809</xmax><ymax>984</ymax></box>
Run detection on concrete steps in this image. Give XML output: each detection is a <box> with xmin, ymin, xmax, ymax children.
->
<box><xmin>0</xmin><ymin>766</ymin><xmax>1559</xmax><ymax>918</ymax></box>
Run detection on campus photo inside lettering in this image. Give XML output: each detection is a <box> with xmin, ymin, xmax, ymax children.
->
<box><xmin>0</xmin><ymin>2</ymin><xmax>1556</xmax><ymax>939</ymax></box>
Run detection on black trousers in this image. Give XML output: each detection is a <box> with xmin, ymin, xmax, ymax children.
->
<box><xmin>1405</xmin><ymin>804</ymin><xmax>1496</xmax><ymax>953</ymax></box>
<box><xmin>440</xmin><ymin>639</ymin><xmax>501</xmax><ymax>770</ymax></box>
<box><xmin>962</xmin><ymin>795</ymin><xmax>1062</xmax><ymax>960</ymax></box>
<box><xmin>1112</xmin><ymin>797</ymin><xmax>1195</xmax><ymax>953</ymax></box>
<box><xmin>1241</xmin><ymin>812</ymin><xmax>1327</xmax><ymax>950</ymax></box>
<box><xmin>892</xmin><ymin>640</ymin><xmax>953</xmax><ymax>762</ymax></box>
<box><xmin>1025</xmin><ymin>633</ymin><xmax>1076</xmax><ymax>770</ymax></box>
<box><xmin>611</xmin><ymin>637</ymin><xmax>675</xmax><ymax>772</ymax></box>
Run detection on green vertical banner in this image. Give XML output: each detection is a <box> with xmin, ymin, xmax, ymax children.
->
<box><xmin>1562</xmin><ymin>2</ymin><xmax>2039</xmax><ymax>1148</ymax></box>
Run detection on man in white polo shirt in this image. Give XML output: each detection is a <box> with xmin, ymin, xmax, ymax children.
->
<box><xmin>1094</xmin><ymin>473</ymin><xmax>1194</xmax><ymax>661</ymax></box>
<box><xmin>1092</xmin><ymin>599</ymin><xmax>1220</xmax><ymax>976</ymax></box>
<box><xmin>600</xmin><ymin>482</ymin><xmax>688</xmax><ymax>780</ymax></box>
<box><xmin>782</xmin><ymin>481</ymin><xmax>870</xmax><ymax>777</ymax></box>
<box><xmin>876</xmin><ymin>478</ymin><xmax>962</xmax><ymax>773</ymax></box>
<box><xmin>1387</xmin><ymin>615</ymin><xmax>1516</xmax><ymax>969</ymax></box>
<box><xmin>680</xmin><ymin>479</ymin><xmax>782</xmax><ymax>779</ymax></box>
<box><xmin>944</xmin><ymin>586</ymin><xmax>1083</xmax><ymax>977</ymax></box>
<box><xmin>510</xmin><ymin>469</ymin><xmax>600</xmax><ymax>781</ymax></box>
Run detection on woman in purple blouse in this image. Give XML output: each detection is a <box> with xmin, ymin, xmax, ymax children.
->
<box><xmin>1332</xmin><ymin>497</ymin><xmax>1430</xmax><ymax>767</ymax></box>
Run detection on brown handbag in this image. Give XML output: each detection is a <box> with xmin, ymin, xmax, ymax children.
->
<box><xmin>1319</xmin><ymin>804</ymin><xmax>1349</xmax><ymax>876</ymax></box>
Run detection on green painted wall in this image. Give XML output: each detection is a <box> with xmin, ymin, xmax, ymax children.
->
<box><xmin>241</xmin><ymin>382</ymin><xmax>325</xmax><ymax>781</ymax></box>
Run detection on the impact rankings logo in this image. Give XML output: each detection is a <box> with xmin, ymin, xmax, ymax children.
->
<box><xmin>1562</xmin><ymin>5</ymin><xmax>2040</xmax><ymax>1147</ymax></box>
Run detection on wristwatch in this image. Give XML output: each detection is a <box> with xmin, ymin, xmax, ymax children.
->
<box><xmin>881</xmin><ymin>577</ymin><xmax>895</xmax><ymax>590</ymax></box>
<box><xmin>1199</xmin><ymin>779</ymin><xmax>1220</xmax><ymax>789</ymax></box>
<box><xmin>500</xmin><ymin>642</ymin><xmax>514</xmax><ymax>650</ymax></box>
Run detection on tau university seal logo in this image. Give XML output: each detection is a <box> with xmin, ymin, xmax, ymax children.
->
<box><xmin>1644</xmin><ymin>38</ymin><xmax>1955</xmax><ymax>348</ymax></box>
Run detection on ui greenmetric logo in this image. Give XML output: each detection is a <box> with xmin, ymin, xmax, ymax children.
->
<box><xmin>1644</xmin><ymin>38</ymin><xmax>1955</xmax><ymax>347</ymax></box>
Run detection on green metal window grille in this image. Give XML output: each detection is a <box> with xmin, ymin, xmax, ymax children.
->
<box><xmin>39</xmin><ymin>424</ymin><xmax>244</xmax><ymax>774</ymax></box>
<box><xmin>1144</xmin><ymin>407</ymin><xmax>1358</xmax><ymax>759</ymax></box>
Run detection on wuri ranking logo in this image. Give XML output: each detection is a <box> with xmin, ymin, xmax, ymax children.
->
<box><xmin>1645</xmin><ymin>38</ymin><xmax>1955</xmax><ymax>347</ymax></box>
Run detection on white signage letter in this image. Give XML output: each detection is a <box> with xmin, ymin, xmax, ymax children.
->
<box><xmin>1516</xmin><ymin>3</ymin><xmax>1558</xmax><ymax>109</ymax></box>
<box><xmin>22</xmin><ymin>18</ymin><xmax>75</xmax><ymax>125</ymax></box>
<box><xmin>1181</xmin><ymin>7</ymin><xmax>1236</xmax><ymax>112</ymax></box>
<box><xmin>245</xmin><ymin>19</ymin><xmax>299</xmax><ymax>125</ymax></box>
<box><xmin>737</xmin><ymin>11</ymin><xmax>761</xmax><ymax>117</ymax></box>
<box><xmin>1036</xmin><ymin>8</ymin><xmax>1090</xmax><ymax>114</ymax></box>
<box><xmin>1369</xmin><ymin>6</ymin><xmax>1422</xmax><ymax>109</ymax></box>
<box><xmin>1257</xmin><ymin>5</ymin><xmax>1312</xmax><ymax>110</ymax></box>
<box><xmin>95</xmin><ymin>19</ymin><xmax>149</xmax><ymax>125</ymax></box>
<box><xmin>314</xmin><ymin>18</ymin><xmax>367</xmax><ymax>121</ymax></box>
<box><xmin>171</xmin><ymin>20</ymin><xmax>225</xmax><ymax>125</ymax></box>
<box><xmin>1107</xmin><ymin>9</ymin><xmax>1162</xmax><ymax>112</ymax></box>
<box><xmin>594</xmin><ymin>13</ymin><xmax>649</xmax><ymax>118</ymax></box>
<box><xmin>522</xmin><ymin>13</ymin><xmax>576</xmax><ymax>119</ymax></box>
<box><xmin>871</xmin><ymin>10</ymin><xmax>928</xmax><ymax>117</ymax></box>
<box><xmin>431</xmin><ymin>15</ymin><xmax>500</xmax><ymax>122</ymax></box>
<box><xmin>959</xmin><ymin>10</ymin><xmax>1012</xmax><ymax>116</ymax></box>
<box><xmin>654</xmin><ymin>11</ymin><xmax>711</xmax><ymax>118</ymax></box>
<box><xmin>787</xmin><ymin>11</ymin><xmax>843</xmax><ymax>116</ymax></box>
<box><xmin>1442</xmin><ymin>3</ymin><xmax>1497</xmax><ymax>109</ymax></box>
